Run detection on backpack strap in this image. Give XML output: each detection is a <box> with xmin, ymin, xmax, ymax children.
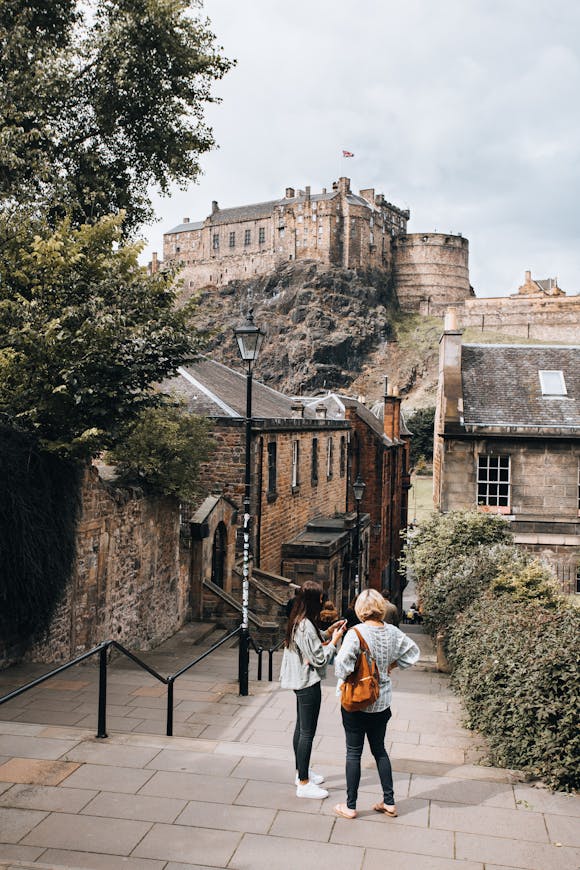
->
<box><xmin>352</xmin><ymin>626</ymin><xmax>370</xmax><ymax>653</ymax></box>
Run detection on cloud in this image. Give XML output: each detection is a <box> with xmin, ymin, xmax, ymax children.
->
<box><xmin>143</xmin><ymin>0</ymin><xmax>580</xmax><ymax>298</ymax></box>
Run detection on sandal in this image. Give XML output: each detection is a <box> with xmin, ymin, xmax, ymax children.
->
<box><xmin>373</xmin><ymin>802</ymin><xmax>398</xmax><ymax>817</ymax></box>
<box><xmin>334</xmin><ymin>803</ymin><xmax>357</xmax><ymax>819</ymax></box>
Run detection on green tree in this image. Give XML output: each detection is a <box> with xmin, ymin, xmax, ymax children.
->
<box><xmin>107</xmin><ymin>404</ymin><xmax>214</xmax><ymax>501</ymax></box>
<box><xmin>0</xmin><ymin>214</ymin><xmax>204</xmax><ymax>458</ymax></box>
<box><xmin>405</xmin><ymin>405</ymin><xmax>435</xmax><ymax>466</ymax></box>
<box><xmin>0</xmin><ymin>0</ymin><xmax>232</xmax><ymax>230</ymax></box>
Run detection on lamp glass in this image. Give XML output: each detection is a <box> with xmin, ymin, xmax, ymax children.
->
<box><xmin>353</xmin><ymin>475</ymin><xmax>366</xmax><ymax>502</ymax></box>
<box><xmin>234</xmin><ymin>314</ymin><xmax>265</xmax><ymax>362</ymax></box>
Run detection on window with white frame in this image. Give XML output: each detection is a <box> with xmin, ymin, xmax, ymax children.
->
<box><xmin>258</xmin><ymin>227</ymin><xmax>265</xmax><ymax>244</ymax></box>
<box><xmin>539</xmin><ymin>370</ymin><xmax>567</xmax><ymax>396</ymax></box>
<box><xmin>212</xmin><ymin>233</ymin><xmax>219</xmax><ymax>250</ymax></box>
<box><xmin>244</xmin><ymin>229</ymin><xmax>251</xmax><ymax>246</ymax></box>
<box><xmin>229</xmin><ymin>231</ymin><xmax>235</xmax><ymax>248</ymax></box>
<box><xmin>477</xmin><ymin>455</ymin><xmax>511</xmax><ymax>509</ymax></box>
<box><xmin>291</xmin><ymin>440</ymin><xmax>300</xmax><ymax>489</ymax></box>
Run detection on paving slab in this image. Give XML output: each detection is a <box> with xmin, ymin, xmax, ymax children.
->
<box><xmin>363</xmin><ymin>851</ymin><xmax>483</xmax><ymax>870</ymax></box>
<box><xmin>0</xmin><ymin>758</ymin><xmax>79</xmax><ymax>786</ymax></box>
<box><xmin>61</xmin><ymin>763</ymin><xmax>155</xmax><ymax>793</ymax></box>
<box><xmin>0</xmin><ymin>806</ymin><xmax>48</xmax><ymax>843</ymax></box>
<box><xmin>430</xmin><ymin>800</ymin><xmax>549</xmax><ymax>842</ymax></box>
<box><xmin>514</xmin><ymin>783</ymin><xmax>580</xmax><ymax>817</ymax></box>
<box><xmin>228</xmin><ymin>832</ymin><xmax>364</xmax><ymax>870</ymax></box>
<box><xmin>38</xmin><ymin>849</ymin><xmax>165</xmax><ymax>869</ymax></box>
<box><xmin>144</xmin><ymin>748</ymin><xmax>239</xmax><ymax>776</ymax></box>
<box><xmin>0</xmin><ymin>783</ymin><xmax>96</xmax><ymax>813</ymax></box>
<box><xmin>455</xmin><ymin>831</ymin><xmax>580</xmax><ymax>870</ymax></box>
<box><xmin>544</xmin><ymin>812</ymin><xmax>580</xmax><ymax>847</ymax></box>
<box><xmin>175</xmin><ymin>799</ymin><xmax>275</xmax><ymax>834</ymax></box>
<box><xmin>132</xmin><ymin>822</ymin><xmax>240</xmax><ymax>865</ymax></box>
<box><xmin>62</xmin><ymin>742</ymin><xmax>161</xmax><ymax>768</ymax></box>
<box><xmin>269</xmin><ymin>808</ymin><xmax>334</xmax><ymax>841</ymax></box>
<box><xmin>0</xmin><ymin>735</ymin><xmax>80</xmax><ymax>760</ymax></box>
<box><xmin>408</xmin><ymin>773</ymin><xmax>516</xmax><ymax>808</ymax></box>
<box><xmin>0</xmin><ymin>844</ymin><xmax>45</xmax><ymax>864</ymax></box>
<box><xmin>21</xmin><ymin>811</ymin><xmax>152</xmax><ymax>855</ymax></box>
<box><xmin>331</xmin><ymin>816</ymin><xmax>454</xmax><ymax>858</ymax></box>
<box><xmin>139</xmin><ymin>769</ymin><xmax>245</xmax><ymax>804</ymax></box>
<box><xmin>81</xmin><ymin>790</ymin><xmax>187</xmax><ymax>823</ymax></box>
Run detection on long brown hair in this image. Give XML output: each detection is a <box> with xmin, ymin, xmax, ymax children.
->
<box><xmin>284</xmin><ymin>580</ymin><xmax>323</xmax><ymax>646</ymax></box>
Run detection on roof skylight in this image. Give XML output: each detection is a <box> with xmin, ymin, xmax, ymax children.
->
<box><xmin>539</xmin><ymin>370</ymin><xmax>567</xmax><ymax>397</ymax></box>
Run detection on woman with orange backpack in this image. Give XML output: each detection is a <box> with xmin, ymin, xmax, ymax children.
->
<box><xmin>333</xmin><ymin>588</ymin><xmax>419</xmax><ymax>819</ymax></box>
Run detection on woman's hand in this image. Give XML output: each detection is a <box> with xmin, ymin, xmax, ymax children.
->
<box><xmin>328</xmin><ymin>619</ymin><xmax>347</xmax><ymax>634</ymax></box>
<box><xmin>331</xmin><ymin>622</ymin><xmax>347</xmax><ymax>646</ymax></box>
<box><xmin>388</xmin><ymin>661</ymin><xmax>399</xmax><ymax>676</ymax></box>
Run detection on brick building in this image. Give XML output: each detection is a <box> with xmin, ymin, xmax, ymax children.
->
<box><xmin>163</xmin><ymin>177</ymin><xmax>410</xmax><ymax>289</ymax></box>
<box><xmin>434</xmin><ymin>312</ymin><xmax>580</xmax><ymax>592</ymax></box>
<box><xmin>165</xmin><ymin>357</ymin><xmax>410</xmax><ymax>618</ymax></box>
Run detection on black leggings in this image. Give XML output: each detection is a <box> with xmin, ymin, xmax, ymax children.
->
<box><xmin>293</xmin><ymin>682</ymin><xmax>322</xmax><ymax>781</ymax></box>
<box><xmin>341</xmin><ymin>706</ymin><xmax>393</xmax><ymax>810</ymax></box>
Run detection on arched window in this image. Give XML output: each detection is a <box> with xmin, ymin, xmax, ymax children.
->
<box><xmin>211</xmin><ymin>522</ymin><xmax>227</xmax><ymax>588</ymax></box>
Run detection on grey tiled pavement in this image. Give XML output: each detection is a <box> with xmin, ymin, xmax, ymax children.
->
<box><xmin>0</xmin><ymin>629</ymin><xmax>579</xmax><ymax>870</ymax></box>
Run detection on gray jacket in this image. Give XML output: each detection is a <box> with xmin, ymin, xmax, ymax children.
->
<box><xmin>279</xmin><ymin>619</ymin><xmax>337</xmax><ymax>690</ymax></box>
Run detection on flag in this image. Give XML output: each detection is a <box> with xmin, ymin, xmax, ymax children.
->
<box><xmin>342</xmin><ymin>150</ymin><xmax>354</xmax><ymax>158</ymax></box>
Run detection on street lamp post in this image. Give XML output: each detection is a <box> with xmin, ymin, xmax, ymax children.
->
<box><xmin>352</xmin><ymin>475</ymin><xmax>366</xmax><ymax>596</ymax></box>
<box><xmin>234</xmin><ymin>310</ymin><xmax>265</xmax><ymax>696</ymax></box>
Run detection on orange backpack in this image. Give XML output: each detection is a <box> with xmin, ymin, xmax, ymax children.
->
<box><xmin>340</xmin><ymin>627</ymin><xmax>380</xmax><ymax>712</ymax></box>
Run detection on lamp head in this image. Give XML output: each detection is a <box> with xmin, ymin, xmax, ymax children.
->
<box><xmin>234</xmin><ymin>309</ymin><xmax>265</xmax><ymax>365</ymax></box>
<box><xmin>353</xmin><ymin>475</ymin><xmax>366</xmax><ymax>503</ymax></box>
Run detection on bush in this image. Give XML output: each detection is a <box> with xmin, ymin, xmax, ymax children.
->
<box><xmin>418</xmin><ymin>543</ymin><xmax>525</xmax><ymax>638</ymax></box>
<box><xmin>405</xmin><ymin>509</ymin><xmax>513</xmax><ymax>608</ymax></box>
<box><xmin>107</xmin><ymin>405</ymin><xmax>214</xmax><ymax>502</ymax></box>
<box><xmin>405</xmin><ymin>406</ymin><xmax>435</xmax><ymax>466</ymax></box>
<box><xmin>449</xmin><ymin>595</ymin><xmax>580</xmax><ymax>791</ymax></box>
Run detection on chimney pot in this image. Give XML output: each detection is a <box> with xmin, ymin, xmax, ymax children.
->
<box><xmin>211</xmin><ymin>200</ymin><xmax>219</xmax><ymax>213</ymax></box>
<box><xmin>285</xmin><ymin>187</ymin><xmax>295</xmax><ymax>198</ymax></box>
<box><xmin>183</xmin><ymin>217</ymin><xmax>190</xmax><ymax>224</ymax></box>
<box><xmin>291</xmin><ymin>402</ymin><xmax>305</xmax><ymax>418</ymax></box>
<box><xmin>525</xmin><ymin>270</ymin><xmax>531</xmax><ymax>282</ymax></box>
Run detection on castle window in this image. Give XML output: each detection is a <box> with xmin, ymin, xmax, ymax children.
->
<box><xmin>477</xmin><ymin>455</ymin><xmax>510</xmax><ymax>511</ymax></box>
<box><xmin>259</xmin><ymin>227</ymin><xmax>265</xmax><ymax>244</ymax></box>
<box><xmin>175</xmin><ymin>246</ymin><xmax>180</xmax><ymax>253</ymax></box>
<box><xmin>312</xmin><ymin>202</ymin><xmax>317</xmax><ymax>210</ymax></box>
<box><xmin>229</xmin><ymin>232</ymin><xmax>235</xmax><ymax>248</ymax></box>
<box><xmin>212</xmin><ymin>233</ymin><xmax>219</xmax><ymax>250</ymax></box>
<box><xmin>244</xmin><ymin>229</ymin><xmax>251</xmax><ymax>246</ymax></box>
<box><xmin>311</xmin><ymin>438</ymin><xmax>319</xmax><ymax>486</ymax></box>
<box><xmin>297</xmin><ymin>216</ymin><xmax>303</xmax><ymax>223</ymax></box>
<box><xmin>279</xmin><ymin>227</ymin><xmax>285</xmax><ymax>238</ymax></box>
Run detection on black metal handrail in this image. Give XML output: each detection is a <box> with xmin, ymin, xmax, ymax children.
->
<box><xmin>0</xmin><ymin>627</ymin><xmax>249</xmax><ymax>739</ymax></box>
<box><xmin>267</xmin><ymin>637</ymin><xmax>285</xmax><ymax>681</ymax></box>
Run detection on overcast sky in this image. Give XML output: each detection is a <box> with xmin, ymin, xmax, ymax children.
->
<box><xmin>143</xmin><ymin>0</ymin><xmax>580</xmax><ymax>299</ymax></box>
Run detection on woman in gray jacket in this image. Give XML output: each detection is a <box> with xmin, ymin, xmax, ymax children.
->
<box><xmin>280</xmin><ymin>581</ymin><xmax>346</xmax><ymax>799</ymax></box>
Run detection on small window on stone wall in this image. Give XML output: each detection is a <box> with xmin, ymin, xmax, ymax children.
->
<box><xmin>327</xmin><ymin>437</ymin><xmax>334</xmax><ymax>479</ymax></box>
<box><xmin>311</xmin><ymin>438</ymin><xmax>319</xmax><ymax>486</ymax></box>
<box><xmin>339</xmin><ymin>436</ymin><xmax>346</xmax><ymax>478</ymax></box>
<box><xmin>292</xmin><ymin>440</ymin><xmax>300</xmax><ymax>489</ymax></box>
<box><xmin>244</xmin><ymin>229</ymin><xmax>251</xmax><ymax>246</ymax></box>
<box><xmin>267</xmin><ymin>442</ymin><xmax>277</xmax><ymax>495</ymax></box>
<box><xmin>259</xmin><ymin>227</ymin><xmax>265</xmax><ymax>244</ymax></box>
<box><xmin>477</xmin><ymin>454</ymin><xmax>510</xmax><ymax>512</ymax></box>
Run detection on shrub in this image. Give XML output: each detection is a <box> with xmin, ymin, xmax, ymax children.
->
<box><xmin>449</xmin><ymin>595</ymin><xmax>580</xmax><ymax>791</ymax></box>
<box><xmin>107</xmin><ymin>404</ymin><xmax>214</xmax><ymax>502</ymax></box>
<box><xmin>405</xmin><ymin>406</ymin><xmax>435</xmax><ymax>466</ymax></box>
<box><xmin>419</xmin><ymin>543</ymin><xmax>525</xmax><ymax>638</ymax></box>
<box><xmin>404</xmin><ymin>510</ymin><xmax>513</xmax><ymax>616</ymax></box>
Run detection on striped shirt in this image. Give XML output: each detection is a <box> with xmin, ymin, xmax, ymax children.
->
<box><xmin>335</xmin><ymin>622</ymin><xmax>420</xmax><ymax>713</ymax></box>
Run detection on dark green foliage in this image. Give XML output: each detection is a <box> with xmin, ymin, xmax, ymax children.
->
<box><xmin>405</xmin><ymin>405</ymin><xmax>435</xmax><ymax>465</ymax></box>
<box><xmin>449</xmin><ymin>596</ymin><xmax>580</xmax><ymax>791</ymax></box>
<box><xmin>107</xmin><ymin>404</ymin><xmax>215</xmax><ymax>501</ymax></box>
<box><xmin>0</xmin><ymin>427</ymin><xmax>81</xmax><ymax>643</ymax></box>
<box><xmin>404</xmin><ymin>509</ymin><xmax>513</xmax><ymax>596</ymax></box>
<box><xmin>0</xmin><ymin>214</ymin><xmax>205</xmax><ymax>458</ymax></box>
<box><xmin>0</xmin><ymin>0</ymin><xmax>232</xmax><ymax>230</ymax></box>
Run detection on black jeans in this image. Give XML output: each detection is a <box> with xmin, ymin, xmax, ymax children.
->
<box><xmin>341</xmin><ymin>706</ymin><xmax>393</xmax><ymax>810</ymax></box>
<box><xmin>293</xmin><ymin>682</ymin><xmax>322</xmax><ymax>781</ymax></box>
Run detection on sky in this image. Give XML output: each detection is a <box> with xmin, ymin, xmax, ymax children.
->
<box><xmin>142</xmin><ymin>0</ymin><xmax>580</xmax><ymax>299</ymax></box>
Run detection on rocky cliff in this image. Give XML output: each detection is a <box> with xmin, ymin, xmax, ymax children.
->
<box><xmin>186</xmin><ymin>260</ymin><xmax>400</xmax><ymax>396</ymax></box>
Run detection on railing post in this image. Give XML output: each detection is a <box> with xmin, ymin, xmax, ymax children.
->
<box><xmin>268</xmin><ymin>649</ymin><xmax>274</xmax><ymax>682</ymax></box>
<box><xmin>257</xmin><ymin>647</ymin><xmax>263</xmax><ymax>681</ymax></box>
<box><xmin>166</xmin><ymin>678</ymin><xmax>174</xmax><ymax>737</ymax></box>
<box><xmin>239</xmin><ymin>626</ymin><xmax>250</xmax><ymax>696</ymax></box>
<box><xmin>97</xmin><ymin>643</ymin><xmax>108</xmax><ymax>739</ymax></box>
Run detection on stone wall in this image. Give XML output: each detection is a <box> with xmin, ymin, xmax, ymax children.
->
<box><xmin>393</xmin><ymin>233</ymin><xmax>473</xmax><ymax>312</ymax></box>
<box><xmin>26</xmin><ymin>466</ymin><xmax>185</xmax><ymax>663</ymax></box>
<box><xmin>457</xmin><ymin>294</ymin><xmax>580</xmax><ymax>342</ymax></box>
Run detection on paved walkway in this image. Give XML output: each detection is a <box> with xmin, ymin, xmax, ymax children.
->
<box><xmin>0</xmin><ymin>629</ymin><xmax>579</xmax><ymax>870</ymax></box>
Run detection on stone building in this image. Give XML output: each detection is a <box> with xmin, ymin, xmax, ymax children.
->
<box><xmin>163</xmin><ymin>177</ymin><xmax>411</xmax><ymax>289</ymax></box>
<box><xmin>165</xmin><ymin>356</ymin><xmax>410</xmax><ymax>620</ymax></box>
<box><xmin>434</xmin><ymin>312</ymin><xmax>580</xmax><ymax>592</ymax></box>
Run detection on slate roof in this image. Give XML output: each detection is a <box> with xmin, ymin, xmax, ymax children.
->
<box><xmin>166</xmin><ymin>220</ymin><xmax>204</xmax><ymax>234</ymax></box>
<box><xmin>461</xmin><ymin>344</ymin><xmax>580</xmax><ymax>431</ymax></box>
<box><xmin>160</xmin><ymin>357</ymin><xmax>320</xmax><ymax>420</ymax></box>
<box><xmin>207</xmin><ymin>200</ymin><xmax>278</xmax><ymax>226</ymax></box>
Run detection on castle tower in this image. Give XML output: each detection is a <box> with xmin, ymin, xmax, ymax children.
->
<box><xmin>392</xmin><ymin>233</ymin><xmax>473</xmax><ymax>313</ymax></box>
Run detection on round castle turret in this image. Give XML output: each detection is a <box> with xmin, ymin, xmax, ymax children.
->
<box><xmin>392</xmin><ymin>233</ymin><xmax>473</xmax><ymax>313</ymax></box>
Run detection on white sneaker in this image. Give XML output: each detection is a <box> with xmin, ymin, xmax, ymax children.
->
<box><xmin>296</xmin><ymin>781</ymin><xmax>329</xmax><ymax>799</ymax></box>
<box><xmin>295</xmin><ymin>770</ymin><xmax>325</xmax><ymax>786</ymax></box>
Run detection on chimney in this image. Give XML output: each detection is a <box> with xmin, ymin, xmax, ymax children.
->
<box><xmin>438</xmin><ymin>307</ymin><xmax>464</xmax><ymax>427</ymax></box>
<box><xmin>315</xmin><ymin>403</ymin><xmax>327</xmax><ymax>419</ymax></box>
<box><xmin>338</xmin><ymin>176</ymin><xmax>350</xmax><ymax>194</ymax></box>
<box><xmin>291</xmin><ymin>402</ymin><xmax>305</xmax><ymax>418</ymax></box>
<box><xmin>211</xmin><ymin>201</ymin><xmax>219</xmax><ymax>214</ymax></box>
<box><xmin>383</xmin><ymin>377</ymin><xmax>401</xmax><ymax>441</ymax></box>
<box><xmin>359</xmin><ymin>188</ymin><xmax>375</xmax><ymax>206</ymax></box>
<box><xmin>285</xmin><ymin>187</ymin><xmax>295</xmax><ymax>198</ymax></box>
<box><xmin>525</xmin><ymin>269</ymin><xmax>531</xmax><ymax>283</ymax></box>
<box><xmin>305</xmin><ymin>185</ymin><xmax>311</xmax><ymax>198</ymax></box>
<box><xmin>321</xmin><ymin>187</ymin><xmax>327</xmax><ymax>194</ymax></box>
<box><xmin>183</xmin><ymin>217</ymin><xmax>190</xmax><ymax>224</ymax></box>
<box><xmin>151</xmin><ymin>251</ymin><xmax>158</xmax><ymax>274</ymax></box>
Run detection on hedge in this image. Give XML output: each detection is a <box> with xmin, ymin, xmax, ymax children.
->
<box><xmin>449</xmin><ymin>595</ymin><xmax>580</xmax><ymax>791</ymax></box>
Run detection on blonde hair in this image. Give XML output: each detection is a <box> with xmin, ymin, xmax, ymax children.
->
<box><xmin>354</xmin><ymin>588</ymin><xmax>387</xmax><ymax>622</ymax></box>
